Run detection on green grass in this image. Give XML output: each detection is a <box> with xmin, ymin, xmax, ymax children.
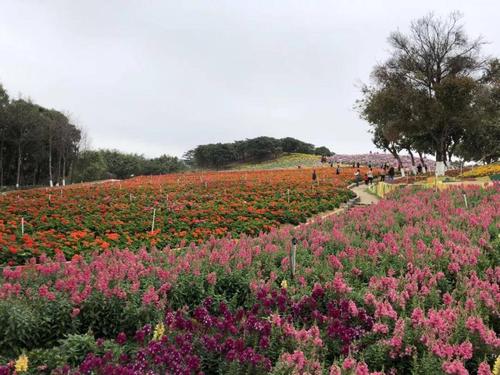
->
<box><xmin>230</xmin><ymin>153</ymin><xmax>323</xmax><ymax>170</ymax></box>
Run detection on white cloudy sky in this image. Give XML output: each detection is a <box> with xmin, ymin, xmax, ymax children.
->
<box><xmin>1</xmin><ymin>1</ymin><xmax>499</xmax><ymax>157</ymax></box>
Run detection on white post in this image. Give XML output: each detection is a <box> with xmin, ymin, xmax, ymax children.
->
<box><xmin>21</xmin><ymin>217</ymin><xmax>24</xmax><ymax>236</ymax></box>
<box><xmin>129</xmin><ymin>193</ymin><xmax>132</xmax><ymax>202</ymax></box>
<box><xmin>290</xmin><ymin>238</ymin><xmax>297</xmax><ymax>279</ymax></box>
<box><xmin>151</xmin><ymin>208</ymin><xmax>156</xmax><ymax>233</ymax></box>
<box><xmin>463</xmin><ymin>193</ymin><xmax>468</xmax><ymax>209</ymax></box>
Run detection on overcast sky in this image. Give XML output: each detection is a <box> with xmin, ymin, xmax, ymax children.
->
<box><xmin>1</xmin><ymin>1</ymin><xmax>499</xmax><ymax>157</ymax></box>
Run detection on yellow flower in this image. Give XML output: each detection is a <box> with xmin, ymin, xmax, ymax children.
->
<box><xmin>281</xmin><ymin>280</ymin><xmax>288</xmax><ymax>289</ymax></box>
<box><xmin>15</xmin><ymin>354</ymin><xmax>28</xmax><ymax>373</ymax></box>
<box><xmin>462</xmin><ymin>163</ymin><xmax>500</xmax><ymax>177</ymax></box>
<box><xmin>152</xmin><ymin>322</ymin><xmax>165</xmax><ymax>341</ymax></box>
<box><xmin>493</xmin><ymin>354</ymin><xmax>500</xmax><ymax>375</ymax></box>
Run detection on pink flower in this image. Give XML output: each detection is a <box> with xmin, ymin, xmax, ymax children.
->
<box><xmin>348</xmin><ymin>300</ymin><xmax>359</xmax><ymax>317</ymax></box>
<box><xmin>71</xmin><ymin>308</ymin><xmax>80</xmax><ymax>318</ymax></box>
<box><xmin>142</xmin><ymin>286</ymin><xmax>159</xmax><ymax>306</ymax></box>
<box><xmin>442</xmin><ymin>293</ymin><xmax>453</xmax><ymax>306</ymax></box>
<box><xmin>329</xmin><ymin>365</ymin><xmax>341</xmax><ymax>375</ymax></box>
<box><xmin>372</xmin><ymin>323</ymin><xmax>389</xmax><ymax>334</ymax></box>
<box><xmin>477</xmin><ymin>362</ymin><xmax>492</xmax><ymax>375</ymax></box>
<box><xmin>442</xmin><ymin>360</ymin><xmax>469</xmax><ymax>375</ymax></box>
<box><xmin>455</xmin><ymin>341</ymin><xmax>473</xmax><ymax>360</ymax></box>
<box><xmin>206</xmin><ymin>272</ymin><xmax>217</xmax><ymax>286</ymax></box>
<box><xmin>355</xmin><ymin>362</ymin><xmax>370</xmax><ymax>375</ymax></box>
<box><xmin>331</xmin><ymin>273</ymin><xmax>352</xmax><ymax>294</ymax></box>
<box><xmin>343</xmin><ymin>357</ymin><xmax>356</xmax><ymax>370</ymax></box>
<box><xmin>411</xmin><ymin>307</ymin><xmax>425</xmax><ymax>327</ymax></box>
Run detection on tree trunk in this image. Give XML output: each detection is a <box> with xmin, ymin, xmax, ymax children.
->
<box><xmin>0</xmin><ymin>136</ymin><xmax>4</xmax><ymax>188</ymax></box>
<box><xmin>32</xmin><ymin>164</ymin><xmax>37</xmax><ymax>186</ymax></box>
<box><xmin>417</xmin><ymin>151</ymin><xmax>425</xmax><ymax>166</ymax></box>
<box><xmin>16</xmin><ymin>143</ymin><xmax>22</xmax><ymax>188</ymax></box>
<box><xmin>48</xmin><ymin>138</ymin><xmax>53</xmax><ymax>187</ymax></box>
<box><xmin>57</xmin><ymin>155</ymin><xmax>62</xmax><ymax>185</ymax></box>
<box><xmin>388</xmin><ymin>146</ymin><xmax>403</xmax><ymax>170</ymax></box>
<box><xmin>407</xmin><ymin>149</ymin><xmax>415</xmax><ymax>166</ymax></box>
<box><xmin>62</xmin><ymin>155</ymin><xmax>66</xmax><ymax>186</ymax></box>
<box><xmin>435</xmin><ymin>143</ymin><xmax>444</xmax><ymax>162</ymax></box>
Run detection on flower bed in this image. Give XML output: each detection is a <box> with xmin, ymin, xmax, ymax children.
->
<box><xmin>0</xmin><ymin>185</ymin><xmax>498</xmax><ymax>373</ymax></box>
<box><xmin>0</xmin><ymin>168</ymin><xmax>358</xmax><ymax>265</ymax></box>
<box><xmin>462</xmin><ymin>164</ymin><xmax>500</xmax><ymax>178</ymax></box>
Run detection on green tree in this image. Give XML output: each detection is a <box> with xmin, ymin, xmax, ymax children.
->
<box><xmin>72</xmin><ymin>150</ymin><xmax>108</xmax><ymax>182</ymax></box>
<box><xmin>0</xmin><ymin>84</ymin><xmax>9</xmax><ymax>187</ymax></box>
<box><xmin>359</xmin><ymin>12</ymin><xmax>495</xmax><ymax>170</ymax></box>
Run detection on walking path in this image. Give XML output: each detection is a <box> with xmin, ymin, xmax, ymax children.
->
<box><xmin>303</xmin><ymin>183</ymin><xmax>380</xmax><ymax>226</ymax></box>
<box><xmin>351</xmin><ymin>185</ymin><xmax>380</xmax><ymax>205</ymax></box>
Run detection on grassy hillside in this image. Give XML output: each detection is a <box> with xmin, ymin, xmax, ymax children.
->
<box><xmin>231</xmin><ymin>153</ymin><xmax>322</xmax><ymax>170</ymax></box>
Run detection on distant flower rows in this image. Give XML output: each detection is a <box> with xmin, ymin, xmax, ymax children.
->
<box><xmin>462</xmin><ymin>163</ymin><xmax>500</xmax><ymax>178</ymax></box>
<box><xmin>331</xmin><ymin>153</ymin><xmax>436</xmax><ymax>169</ymax></box>
<box><xmin>0</xmin><ymin>168</ymin><xmax>358</xmax><ymax>265</ymax></box>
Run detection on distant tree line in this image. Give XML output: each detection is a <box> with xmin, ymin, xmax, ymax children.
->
<box><xmin>0</xmin><ymin>84</ymin><xmax>81</xmax><ymax>188</ymax></box>
<box><xmin>0</xmin><ymin>83</ymin><xmax>186</xmax><ymax>188</ymax></box>
<box><xmin>358</xmin><ymin>13</ymin><xmax>500</xmax><ymax>169</ymax></box>
<box><xmin>184</xmin><ymin>136</ymin><xmax>332</xmax><ymax>169</ymax></box>
<box><xmin>73</xmin><ymin>150</ymin><xmax>186</xmax><ymax>182</ymax></box>
<box><xmin>1</xmin><ymin>83</ymin><xmax>331</xmax><ymax>187</ymax></box>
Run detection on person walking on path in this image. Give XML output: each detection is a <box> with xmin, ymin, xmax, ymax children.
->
<box><xmin>354</xmin><ymin>169</ymin><xmax>361</xmax><ymax>186</ymax></box>
<box><xmin>356</xmin><ymin>162</ymin><xmax>360</xmax><ymax>168</ymax></box>
<box><xmin>388</xmin><ymin>166</ymin><xmax>395</xmax><ymax>181</ymax></box>
<box><xmin>367</xmin><ymin>169</ymin><xmax>374</xmax><ymax>185</ymax></box>
<box><xmin>364</xmin><ymin>174</ymin><xmax>369</xmax><ymax>185</ymax></box>
<box><xmin>380</xmin><ymin>168</ymin><xmax>386</xmax><ymax>182</ymax></box>
<box><xmin>312</xmin><ymin>169</ymin><xmax>317</xmax><ymax>184</ymax></box>
<box><xmin>336</xmin><ymin>164</ymin><xmax>341</xmax><ymax>175</ymax></box>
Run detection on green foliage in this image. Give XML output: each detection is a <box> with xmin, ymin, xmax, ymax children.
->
<box><xmin>0</xmin><ymin>90</ymin><xmax>81</xmax><ymax>188</ymax></box>
<box><xmin>314</xmin><ymin>146</ymin><xmax>332</xmax><ymax>156</ymax></box>
<box><xmin>187</xmin><ymin>137</ymin><xmax>330</xmax><ymax>169</ymax></box>
<box><xmin>58</xmin><ymin>333</ymin><xmax>97</xmax><ymax>366</ymax></box>
<box><xmin>72</xmin><ymin>149</ymin><xmax>186</xmax><ymax>182</ymax></box>
<box><xmin>72</xmin><ymin>150</ymin><xmax>108</xmax><ymax>182</ymax></box>
<box><xmin>358</xmin><ymin>13</ymin><xmax>499</xmax><ymax>164</ymax></box>
<box><xmin>0</xmin><ymin>298</ymin><xmax>75</xmax><ymax>357</ymax></box>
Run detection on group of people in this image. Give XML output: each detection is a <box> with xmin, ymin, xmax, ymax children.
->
<box><xmin>311</xmin><ymin>160</ymin><xmax>430</xmax><ymax>187</ymax></box>
<box><xmin>354</xmin><ymin>164</ymin><xmax>397</xmax><ymax>187</ymax></box>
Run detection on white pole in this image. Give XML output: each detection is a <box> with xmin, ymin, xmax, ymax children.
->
<box><xmin>463</xmin><ymin>193</ymin><xmax>468</xmax><ymax>209</ymax></box>
<box><xmin>21</xmin><ymin>217</ymin><xmax>24</xmax><ymax>236</ymax></box>
<box><xmin>290</xmin><ymin>238</ymin><xmax>297</xmax><ymax>279</ymax></box>
<box><xmin>151</xmin><ymin>208</ymin><xmax>156</xmax><ymax>233</ymax></box>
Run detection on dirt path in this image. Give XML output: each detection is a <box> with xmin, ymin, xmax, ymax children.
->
<box><xmin>350</xmin><ymin>185</ymin><xmax>380</xmax><ymax>205</ymax></box>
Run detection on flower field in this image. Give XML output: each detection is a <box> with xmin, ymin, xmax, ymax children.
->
<box><xmin>462</xmin><ymin>164</ymin><xmax>500</xmax><ymax>178</ymax></box>
<box><xmin>233</xmin><ymin>153</ymin><xmax>322</xmax><ymax>170</ymax></box>
<box><xmin>0</xmin><ymin>184</ymin><xmax>498</xmax><ymax>374</ymax></box>
<box><xmin>0</xmin><ymin>168</ymin><xmax>357</xmax><ymax>265</ymax></box>
<box><xmin>330</xmin><ymin>153</ymin><xmax>436</xmax><ymax>170</ymax></box>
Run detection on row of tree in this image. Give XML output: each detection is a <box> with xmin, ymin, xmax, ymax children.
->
<box><xmin>0</xmin><ymin>84</ymin><xmax>187</xmax><ymax>188</ymax></box>
<box><xmin>73</xmin><ymin>150</ymin><xmax>186</xmax><ymax>182</ymax></box>
<box><xmin>184</xmin><ymin>136</ymin><xmax>332</xmax><ymax>169</ymax></box>
<box><xmin>358</xmin><ymin>12</ymin><xmax>500</xmax><ymax>170</ymax></box>
<box><xmin>0</xmin><ymin>85</ymin><xmax>81</xmax><ymax>188</ymax></box>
